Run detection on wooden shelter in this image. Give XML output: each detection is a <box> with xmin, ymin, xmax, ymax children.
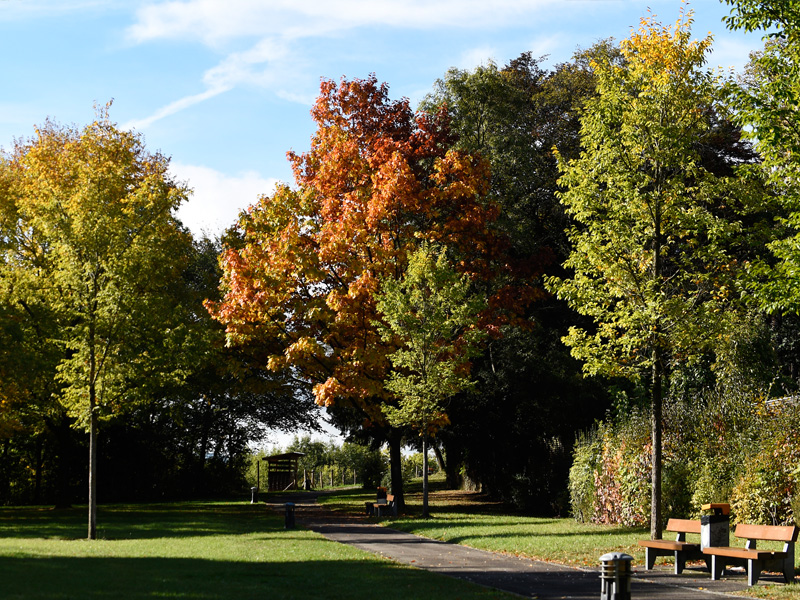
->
<box><xmin>263</xmin><ymin>452</ymin><xmax>304</xmax><ymax>492</ymax></box>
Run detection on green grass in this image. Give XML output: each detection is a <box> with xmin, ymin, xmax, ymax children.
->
<box><xmin>0</xmin><ymin>501</ymin><xmax>513</xmax><ymax>600</ymax></box>
<box><xmin>318</xmin><ymin>478</ymin><xmax>800</xmax><ymax>599</ymax></box>
<box><xmin>318</xmin><ymin>483</ymin><xmax>645</xmax><ymax>567</ymax></box>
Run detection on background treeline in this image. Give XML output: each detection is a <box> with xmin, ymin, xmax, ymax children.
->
<box><xmin>247</xmin><ymin>436</ymin><xmax>436</xmax><ymax>492</ymax></box>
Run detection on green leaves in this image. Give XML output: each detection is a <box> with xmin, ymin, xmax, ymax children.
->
<box><xmin>0</xmin><ymin>108</ymin><xmax>192</xmax><ymax>429</ymax></box>
<box><xmin>547</xmin><ymin>10</ymin><xmax>748</xmax><ymax>381</ymax></box>
<box><xmin>375</xmin><ymin>244</ymin><xmax>485</xmax><ymax>434</ymax></box>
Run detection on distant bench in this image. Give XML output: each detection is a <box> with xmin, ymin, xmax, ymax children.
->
<box><xmin>704</xmin><ymin>524</ymin><xmax>798</xmax><ymax>586</ymax></box>
<box><xmin>638</xmin><ymin>518</ymin><xmax>708</xmax><ymax>574</ymax></box>
<box><xmin>365</xmin><ymin>494</ymin><xmax>397</xmax><ymax>517</ymax></box>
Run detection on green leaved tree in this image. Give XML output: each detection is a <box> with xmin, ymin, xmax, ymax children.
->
<box><xmin>376</xmin><ymin>245</ymin><xmax>485</xmax><ymax>517</ymax></box>
<box><xmin>1</xmin><ymin>108</ymin><xmax>191</xmax><ymax>538</ymax></box>
<box><xmin>723</xmin><ymin>1</ymin><xmax>800</xmax><ymax>313</ymax></box>
<box><xmin>546</xmin><ymin>10</ymin><xmax>755</xmax><ymax>538</ymax></box>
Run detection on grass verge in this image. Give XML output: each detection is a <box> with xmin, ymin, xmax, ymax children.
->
<box><xmin>318</xmin><ymin>477</ymin><xmax>800</xmax><ymax>599</ymax></box>
<box><xmin>0</xmin><ymin>501</ymin><xmax>513</xmax><ymax>600</ymax></box>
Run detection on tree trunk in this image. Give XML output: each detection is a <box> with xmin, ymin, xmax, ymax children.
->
<box><xmin>88</xmin><ymin>313</ymin><xmax>98</xmax><ymax>541</ymax></box>
<box><xmin>422</xmin><ymin>433</ymin><xmax>430</xmax><ymax>518</ymax></box>
<box><xmin>650</xmin><ymin>354</ymin><xmax>663</xmax><ymax>540</ymax></box>
<box><xmin>387</xmin><ymin>431</ymin><xmax>404</xmax><ymax>512</ymax></box>
<box><xmin>88</xmin><ymin>394</ymin><xmax>98</xmax><ymax>540</ymax></box>
<box><xmin>650</xmin><ymin>186</ymin><xmax>663</xmax><ymax>541</ymax></box>
<box><xmin>432</xmin><ymin>443</ymin><xmax>446</xmax><ymax>475</ymax></box>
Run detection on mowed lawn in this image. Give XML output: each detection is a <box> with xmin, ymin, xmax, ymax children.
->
<box><xmin>0</xmin><ymin>502</ymin><xmax>512</xmax><ymax>600</ymax></box>
<box><xmin>320</xmin><ymin>482</ymin><xmax>800</xmax><ymax>600</ymax></box>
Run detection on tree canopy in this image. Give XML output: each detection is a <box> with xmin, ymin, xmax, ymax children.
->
<box><xmin>547</xmin><ymin>10</ymin><xmax>760</xmax><ymax>538</ymax></box>
<box><xmin>208</xmin><ymin>75</ymin><xmax>505</xmax><ymax>506</ymax></box>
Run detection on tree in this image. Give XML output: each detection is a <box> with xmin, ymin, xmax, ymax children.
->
<box><xmin>376</xmin><ymin>245</ymin><xmax>485</xmax><ymax>517</ymax></box>
<box><xmin>420</xmin><ymin>49</ymin><xmax>615</xmax><ymax>501</ymax></box>
<box><xmin>1</xmin><ymin>108</ymin><xmax>191</xmax><ymax>538</ymax></box>
<box><xmin>723</xmin><ymin>1</ymin><xmax>800</xmax><ymax>313</ymax></box>
<box><xmin>209</xmin><ymin>76</ymin><xmax>502</xmax><ymax>509</ymax></box>
<box><xmin>546</xmin><ymin>10</ymin><xmax>754</xmax><ymax>539</ymax></box>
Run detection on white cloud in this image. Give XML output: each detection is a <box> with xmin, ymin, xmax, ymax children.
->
<box><xmin>170</xmin><ymin>163</ymin><xmax>279</xmax><ymax>237</ymax></box>
<box><xmin>123</xmin><ymin>86</ymin><xmax>231</xmax><ymax>131</ymax></box>
<box><xmin>128</xmin><ymin>0</ymin><xmax>555</xmax><ymax>45</ymax></box>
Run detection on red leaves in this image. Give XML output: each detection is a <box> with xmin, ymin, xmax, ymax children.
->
<box><xmin>211</xmin><ymin>76</ymin><xmax>507</xmax><ymax>416</ymax></box>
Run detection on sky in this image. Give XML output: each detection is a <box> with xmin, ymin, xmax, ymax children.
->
<box><xmin>0</xmin><ymin>0</ymin><xmax>766</xmax><ymax>241</ymax></box>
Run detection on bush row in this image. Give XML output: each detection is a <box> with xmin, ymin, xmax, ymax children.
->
<box><xmin>569</xmin><ymin>390</ymin><xmax>800</xmax><ymax>526</ymax></box>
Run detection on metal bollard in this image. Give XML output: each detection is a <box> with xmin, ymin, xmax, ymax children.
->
<box><xmin>600</xmin><ymin>552</ymin><xmax>633</xmax><ymax>600</ymax></box>
<box><xmin>284</xmin><ymin>502</ymin><xmax>296</xmax><ymax>529</ymax></box>
<box><xmin>250</xmin><ymin>487</ymin><xmax>258</xmax><ymax>504</ymax></box>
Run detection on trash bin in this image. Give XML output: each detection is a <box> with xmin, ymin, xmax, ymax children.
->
<box><xmin>700</xmin><ymin>503</ymin><xmax>730</xmax><ymax>550</ymax></box>
<box><xmin>284</xmin><ymin>502</ymin><xmax>296</xmax><ymax>529</ymax></box>
<box><xmin>600</xmin><ymin>552</ymin><xmax>633</xmax><ymax>600</ymax></box>
<box><xmin>250</xmin><ymin>487</ymin><xmax>258</xmax><ymax>504</ymax></box>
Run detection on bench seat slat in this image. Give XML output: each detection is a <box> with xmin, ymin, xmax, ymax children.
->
<box><xmin>704</xmin><ymin>547</ymin><xmax>783</xmax><ymax>561</ymax></box>
<box><xmin>638</xmin><ymin>540</ymin><xmax>699</xmax><ymax>552</ymax></box>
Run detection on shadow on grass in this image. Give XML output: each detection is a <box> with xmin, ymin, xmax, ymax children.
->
<box><xmin>0</xmin><ymin>555</ymin><xmax>505</xmax><ymax>600</ymax></box>
<box><xmin>0</xmin><ymin>503</ymin><xmax>275</xmax><ymax>540</ymax></box>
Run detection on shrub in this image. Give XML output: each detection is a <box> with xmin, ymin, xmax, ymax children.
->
<box><xmin>730</xmin><ymin>402</ymin><xmax>800</xmax><ymax>525</ymax></box>
<box><xmin>568</xmin><ymin>428</ymin><xmax>600</xmax><ymax>523</ymax></box>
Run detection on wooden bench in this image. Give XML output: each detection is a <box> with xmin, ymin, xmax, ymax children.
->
<box><xmin>373</xmin><ymin>494</ymin><xmax>397</xmax><ymax>517</ymax></box>
<box><xmin>638</xmin><ymin>519</ymin><xmax>708</xmax><ymax>574</ymax></box>
<box><xmin>704</xmin><ymin>524</ymin><xmax>798</xmax><ymax>586</ymax></box>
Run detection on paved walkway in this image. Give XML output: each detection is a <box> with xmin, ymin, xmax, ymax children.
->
<box><xmin>267</xmin><ymin>494</ymin><xmax>763</xmax><ymax>599</ymax></box>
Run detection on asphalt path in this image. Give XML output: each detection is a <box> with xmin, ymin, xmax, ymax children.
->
<box><xmin>267</xmin><ymin>493</ymin><xmax>764</xmax><ymax>599</ymax></box>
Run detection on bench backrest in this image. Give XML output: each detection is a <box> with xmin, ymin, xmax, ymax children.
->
<box><xmin>666</xmin><ymin>518</ymin><xmax>701</xmax><ymax>534</ymax></box>
<box><xmin>735</xmin><ymin>524</ymin><xmax>799</xmax><ymax>543</ymax></box>
<box><xmin>385</xmin><ymin>494</ymin><xmax>395</xmax><ymax>503</ymax></box>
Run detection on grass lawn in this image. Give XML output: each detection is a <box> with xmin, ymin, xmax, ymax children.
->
<box><xmin>0</xmin><ymin>501</ymin><xmax>513</xmax><ymax>600</ymax></box>
<box><xmin>318</xmin><ymin>477</ymin><xmax>800</xmax><ymax>599</ymax></box>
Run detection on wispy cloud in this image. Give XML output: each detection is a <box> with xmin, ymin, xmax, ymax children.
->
<box><xmin>123</xmin><ymin>86</ymin><xmax>231</xmax><ymax>131</ymax></box>
<box><xmin>124</xmin><ymin>36</ymin><xmax>307</xmax><ymax>130</ymax></box>
<box><xmin>122</xmin><ymin>0</ymin><xmax>559</xmax><ymax>130</ymax></box>
<box><xmin>127</xmin><ymin>0</ymin><xmax>556</xmax><ymax>45</ymax></box>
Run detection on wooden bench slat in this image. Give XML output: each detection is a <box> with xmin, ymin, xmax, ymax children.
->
<box><xmin>704</xmin><ymin>547</ymin><xmax>781</xmax><ymax>561</ymax></box>
<box><xmin>666</xmin><ymin>518</ymin><xmax>702</xmax><ymax>534</ymax></box>
<box><xmin>639</xmin><ymin>539</ymin><xmax>698</xmax><ymax>552</ymax></box>
<box><xmin>735</xmin><ymin>524</ymin><xmax>798</xmax><ymax>543</ymax></box>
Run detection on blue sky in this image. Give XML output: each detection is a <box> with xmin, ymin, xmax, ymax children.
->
<box><xmin>1</xmin><ymin>0</ymin><xmax>764</xmax><ymax>239</ymax></box>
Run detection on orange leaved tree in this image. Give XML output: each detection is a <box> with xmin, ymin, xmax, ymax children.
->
<box><xmin>208</xmin><ymin>76</ymin><xmax>503</xmax><ymax>506</ymax></box>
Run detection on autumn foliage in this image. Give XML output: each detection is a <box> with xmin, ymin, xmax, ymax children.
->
<box><xmin>208</xmin><ymin>76</ymin><xmax>505</xmax><ymax>421</ymax></box>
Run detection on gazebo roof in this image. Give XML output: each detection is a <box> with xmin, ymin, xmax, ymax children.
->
<box><xmin>262</xmin><ymin>452</ymin><xmax>305</xmax><ymax>462</ymax></box>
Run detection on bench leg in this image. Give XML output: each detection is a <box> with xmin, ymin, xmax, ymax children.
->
<box><xmin>675</xmin><ymin>551</ymin><xmax>686</xmax><ymax>575</ymax></box>
<box><xmin>711</xmin><ymin>555</ymin><xmax>724</xmax><ymax>581</ymax></box>
<box><xmin>747</xmin><ymin>559</ymin><xmax>761</xmax><ymax>587</ymax></box>
<box><xmin>784</xmin><ymin>549</ymin><xmax>796</xmax><ymax>583</ymax></box>
<box><xmin>645</xmin><ymin>548</ymin><xmax>656</xmax><ymax>570</ymax></box>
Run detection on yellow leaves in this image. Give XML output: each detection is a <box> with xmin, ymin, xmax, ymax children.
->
<box><xmin>620</xmin><ymin>5</ymin><xmax>713</xmax><ymax>90</ymax></box>
<box><xmin>285</xmin><ymin>336</ymin><xmax>323</xmax><ymax>362</ymax></box>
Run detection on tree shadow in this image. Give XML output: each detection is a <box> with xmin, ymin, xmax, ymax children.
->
<box><xmin>0</xmin><ymin>503</ymin><xmax>279</xmax><ymax>540</ymax></box>
<box><xmin>0</xmin><ymin>555</ymin><xmax>506</xmax><ymax>600</ymax></box>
